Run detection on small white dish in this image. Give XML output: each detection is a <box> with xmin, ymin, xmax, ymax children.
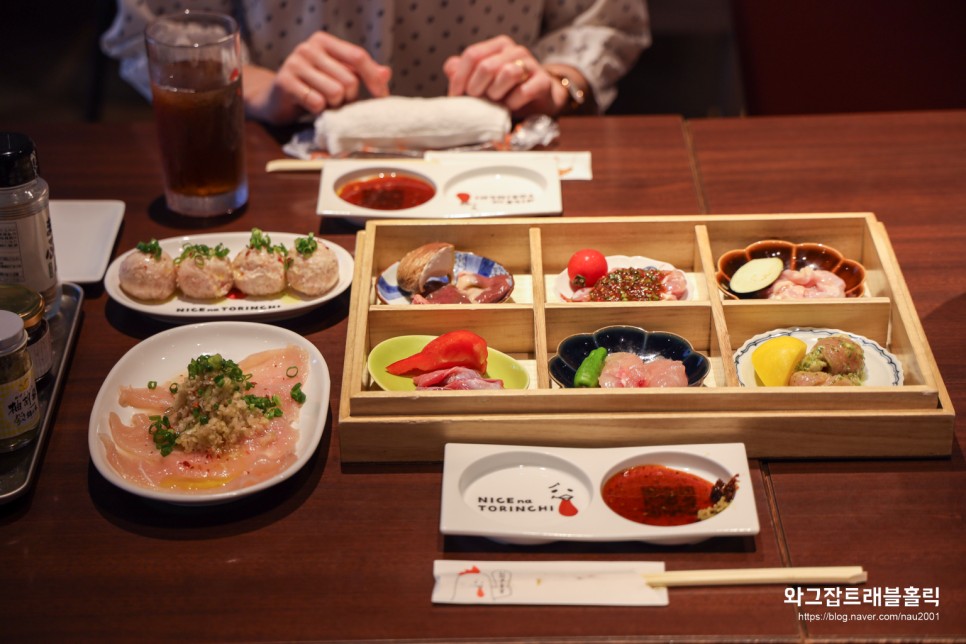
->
<box><xmin>376</xmin><ymin>251</ymin><xmax>513</xmax><ymax>305</ymax></box>
<box><xmin>317</xmin><ymin>158</ymin><xmax>562</xmax><ymax>220</ymax></box>
<box><xmin>734</xmin><ymin>327</ymin><xmax>904</xmax><ymax>387</ymax></box>
<box><xmin>440</xmin><ymin>442</ymin><xmax>758</xmax><ymax>546</ymax></box>
<box><xmin>104</xmin><ymin>231</ymin><xmax>353</xmax><ymax>322</ymax></box>
<box><xmin>551</xmin><ymin>255</ymin><xmax>697</xmax><ymax>302</ymax></box>
<box><xmin>88</xmin><ymin>322</ymin><xmax>329</xmax><ymax>504</ymax></box>
<box><xmin>49</xmin><ymin>199</ymin><xmax>125</xmax><ymax>283</ymax></box>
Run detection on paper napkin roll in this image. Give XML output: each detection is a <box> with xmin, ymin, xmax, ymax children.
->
<box><xmin>313</xmin><ymin>96</ymin><xmax>511</xmax><ymax>154</ymax></box>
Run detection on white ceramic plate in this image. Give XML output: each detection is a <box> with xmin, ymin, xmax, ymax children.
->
<box><xmin>50</xmin><ymin>199</ymin><xmax>125</xmax><ymax>282</ymax></box>
<box><xmin>376</xmin><ymin>251</ymin><xmax>513</xmax><ymax>305</ymax></box>
<box><xmin>88</xmin><ymin>322</ymin><xmax>329</xmax><ymax>504</ymax></box>
<box><xmin>551</xmin><ymin>255</ymin><xmax>697</xmax><ymax>302</ymax></box>
<box><xmin>317</xmin><ymin>158</ymin><xmax>562</xmax><ymax>220</ymax></box>
<box><xmin>104</xmin><ymin>231</ymin><xmax>353</xmax><ymax>322</ymax></box>
<box><xmin>440</xmin><ymin>442</ymin><xmax>758</xmax><ymax>545</ymax></box>
<box><xmin>734</xmin><ymin>327</ymin><xmax>904</xmax><ymax>387</ymax></box>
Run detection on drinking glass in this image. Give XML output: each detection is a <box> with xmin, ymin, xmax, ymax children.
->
<box><xmin>145</xmin><ymin>11</ymin><xmax>248</xmax><ymax>217</ymax></box>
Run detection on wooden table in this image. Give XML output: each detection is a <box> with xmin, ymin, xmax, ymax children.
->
<box><xmin>0</xmin><ymin>113</ymin><xmax>962</xmax><ymax>641</ymax></box>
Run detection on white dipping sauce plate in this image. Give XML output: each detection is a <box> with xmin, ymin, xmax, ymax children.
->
<box><xmin>441</xmin><ymin>442</ymin><xmax>758</xmax><ymax>546</ymax></box>
<box><xmin>317</xmin><ymin>158</ymin><xmax>562</xmax><ymax>220</ymax></box>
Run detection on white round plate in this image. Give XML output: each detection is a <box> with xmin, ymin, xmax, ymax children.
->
<box><xmin>552</xmin><ymin>255</ymin><xmax>696</xmax><ymax>302</ymax></box>
<box><xmin>88</xmin><ymin>322</ymin><xmax>329</xmax><ymax>504</ymax></box>
<box><xmin>104</xmin><ymin>232</ymin><xmax>354</xmax><ymax>322</ymax></box>
<box><xmin>376</xmin><ymin>251</ymin><xmax>513</xmax><ymax>305</ymax></box>
<box><xmin>734</xmin><ymin>327</ymin><xmax>904</xmax><ymax>387</ymax></box>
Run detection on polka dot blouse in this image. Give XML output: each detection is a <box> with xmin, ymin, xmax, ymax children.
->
<box><xmin>102</xmin><ymin>0</ymin><xmax>651</xmax><ymax>111</ymax></box>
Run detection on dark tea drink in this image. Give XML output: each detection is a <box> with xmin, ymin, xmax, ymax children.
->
<box><xmin>151</xmin><ymin>63</ymin><xmax>245</xmax><ymax>198</ymax></box>
<box><xmin>146</xmin><ymin>11</ymin><xmax>248</xmax><ymax>216</ymax></box>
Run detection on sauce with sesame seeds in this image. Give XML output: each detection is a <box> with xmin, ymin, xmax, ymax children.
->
<box><xmin>588</xmin><ymin>267</ymin><xmax>670</xmax><ymax>302</ymax></box>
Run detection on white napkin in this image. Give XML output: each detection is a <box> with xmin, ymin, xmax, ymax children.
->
<box><xmin>313</xmin><ymin>96</ymin><xmax>511</xmax><ymax>154</ymax></box>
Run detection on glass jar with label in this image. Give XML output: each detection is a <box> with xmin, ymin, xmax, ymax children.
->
<box><xmin>0</xmin><ymin>132</ymin><xmax>61</xmax><ymax>319</ymax></box>
<box><xmin>0</xmin><ymin>284</ymin><xmax>52</xmax><ymax>385</ymax></box>
<box><xmin>0</xmin><ymin>309</ymin><xmax>40</xmax><ymax>452</ymax></box>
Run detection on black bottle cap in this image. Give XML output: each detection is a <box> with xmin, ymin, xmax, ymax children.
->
<box><xmin>0</xmin><ymin>132</ymin><xmax>40</xmax><ymax>187</ymax></box>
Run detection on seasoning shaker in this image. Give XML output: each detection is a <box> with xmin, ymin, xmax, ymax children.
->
<box><xmin>0</xmin><ymin>132</ymin><xmax>61</xmax><ymax>319</ymax></box>
<box><xmin>0</xmin><ymin>309</ymin><xmax>40</xmax><ymax>452</ymax></box>
<box><xmin>0</xmin><ymin>284</ymin><xmax>53</xmax><ymax>385</ymax></box>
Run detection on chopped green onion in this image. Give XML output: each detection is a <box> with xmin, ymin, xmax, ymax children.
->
<box><xmin>148</xmin><ymin>415</ymin><xmax>177</xmax><ymax>456</ymax></box>
<box><xmin>286</xmin><ymin>365</ymin><xmax>299</xmax><ymax>378</ymax></box>
<box><xmin>294</xmin><ymin>233</ymin><xmax>318</xmax><ymax>256</ymax></box>
<box><xmin>291</xmin><ymin>382</ymin><xmax>306</xmax><ymax>404</ymax></box>
<box><xmin>169</xmin><ymin>383</ymin><xmax>179</xmax><ymax>394</ymax></box>
<box><xmin>147</xmin><ymin>380</ymin><xmax>157</xmax><ymax>390</ymax></box>
<box><xmin>136</xmin><ymin>239</ymin><xmax>163</xmax><ymax>260</ymax></box>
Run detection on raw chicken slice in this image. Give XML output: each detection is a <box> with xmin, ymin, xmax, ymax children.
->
<box><xmin>766</xmin><ymin>267</ymin><xmax>846</xmax><ymax>299</ymax></box>
<box><xmin>412</xmin><ymin>366</ymin><xmax>504</xmax><ymax>390</ymax></box>
<box><xmin>598</xmin><ymin>352</ymin><xmax>688</xmax><ymax>388</ymax></box>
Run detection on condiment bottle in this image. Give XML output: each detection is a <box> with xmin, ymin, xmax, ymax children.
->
<box><xmin>0</xmin><ymin>309</ymin><xmax>40</xmax><ymax>452</ymax></box>
<box><xmin>0</xmin><ymin>284</ymin><xmax>53</xmax><ymax>385</ymax></box>
<box><xmin>0</xmin><ymin>132</ymin><xmax>61</xmax><ymax>319</ymax></box>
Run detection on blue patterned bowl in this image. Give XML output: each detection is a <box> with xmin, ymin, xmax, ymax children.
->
<box><xmin>549</xmin><ymin>325</ymin><xmax>710</xmax><ymax>388</ymax></box>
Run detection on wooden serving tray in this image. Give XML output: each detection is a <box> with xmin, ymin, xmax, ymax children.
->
<box><xmin>338</xmin><ymin>213</ymin><xmax>954</xmax><ymax>462</ymax></box>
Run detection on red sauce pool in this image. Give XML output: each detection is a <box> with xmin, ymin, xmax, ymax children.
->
<box><xmin>337</xmin><ymin>173</ymin><xmax>435</xmax><ymax>210</ymax></box>
<box><xmin>601</xmin><ymin>464</ymin><xmax>716</xmax><ymax>526</ymax></box>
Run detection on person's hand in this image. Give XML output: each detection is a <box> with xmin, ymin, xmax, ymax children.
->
<box><xmin>443</xmin><ymin>35</ymin><xmax>569</xmax><ymax>117</ymax></box>
<box><xmin>244</xmin><ymin>32</ymin><xmax>392</xmax><ymax>125</ymax></box>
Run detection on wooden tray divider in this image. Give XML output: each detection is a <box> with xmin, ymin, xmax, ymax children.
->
<box><xmin>695</xmin><ymin>223</ymin><xmax>737</xmax><ymax>386</ymax></box>
<box><xmin>528</xmin><ymin>224</ymin><xmax>550</xmax><ymax>388</ymax></box>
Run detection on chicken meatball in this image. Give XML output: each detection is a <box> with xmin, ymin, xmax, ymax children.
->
<box><xmin>286</xmin><ymin>234</ymin><xmax>340</xmax><ymax>297</ymax></box>
<box><xmin>176</xmin><ymin>244</ymin><xmax>233</xmax><ymax>299</ymax></box>
<box><xmin>118</xmin><ymin>240</ymin><xmax>176</xmax><ymax>301</ymax></box>
<box><xmin>232</xmin><ymin>247</ymin><xmax>287</xmax><ymax>296</ymax></box>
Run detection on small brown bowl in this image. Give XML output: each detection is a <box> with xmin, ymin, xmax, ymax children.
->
<box><xmin>716</xmin><ymin>240</ymin><xmax>866</xmax><ymax>299</ymax></box>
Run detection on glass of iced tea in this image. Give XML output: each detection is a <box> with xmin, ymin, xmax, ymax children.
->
<box><xmin>145</xmin><ymin>11</ymin><xmax>247</xmax><ymax>217</ymax></box>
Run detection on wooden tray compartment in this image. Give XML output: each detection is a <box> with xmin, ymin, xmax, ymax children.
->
<box><xmin>338</xmin><ymin>213</ymin><xmax>954</xmax><ymax>462</ymax></box>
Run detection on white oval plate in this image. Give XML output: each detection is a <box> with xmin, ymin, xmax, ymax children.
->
<box><xmin>376</xmin><ymin>251</ymin><xmax>513</xmax><ymax>305</ymax></box>
<box><xmin>88</xmin><ymin>322</ymin><xmax>329</xmax><ymax>504</ymax></box>
<box><xmin>552</xmin><ymin>255</ymin><xmax>697</xmax><ymax>302</ymax></box>
<box><xmin>104</xmin><ymin>232</ymin><xmax>354</xmax><ymax>322</ymax></box>
<box><xmin>734</xmin><ymin>327</ymin><xmax>904</xmax><ymax>387</ymax></box>
<box><xmin>441</xmin><ymin>442</ymin><xmax>758</xmax><ymax>546</ymax></box>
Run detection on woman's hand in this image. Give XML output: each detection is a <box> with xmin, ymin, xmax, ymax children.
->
<box><xmin>443</xmin><ymin>35</ymin><xmax>580</xmax><ymax>117</ymax></box>
<box><xmin>244</xmin><ymin>32</ymin><xmax>392</xmax><ymax>125</ymax></box>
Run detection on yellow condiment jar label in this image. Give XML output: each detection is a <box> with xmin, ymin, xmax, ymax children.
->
<box><xmin>0</xmin><ymin>372</ymin><xmax>40</xmax><ymax>438</ymax></box>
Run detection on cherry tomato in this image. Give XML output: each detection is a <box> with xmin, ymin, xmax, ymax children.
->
<box><xmin>567</xmin><ymin>249</ymin><xmax>608</xmax><ymax>289</ymax></box>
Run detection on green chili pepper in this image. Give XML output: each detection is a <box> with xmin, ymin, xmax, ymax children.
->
<box><xmin>573</xmin><ymin>347</ymin><xmax>608</xmax><ymax>388</ymax></box>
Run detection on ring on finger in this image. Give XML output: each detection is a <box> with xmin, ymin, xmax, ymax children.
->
<box><xmin>513</xmin><ymin>58</ymin><xmax>530</xmax><ymax>82</ymax></box>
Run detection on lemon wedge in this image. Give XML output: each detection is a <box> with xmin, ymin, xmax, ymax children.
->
<box><xmin>730</xmin><ymin>257</ymin><xmax>784</xmax><ymax>294</ymax></box>
<box><xmin>752</xmin><ymin>336</ymin><xmax>808</xmax><ymax>386</ymax></box>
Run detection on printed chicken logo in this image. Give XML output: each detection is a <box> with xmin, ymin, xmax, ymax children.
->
<box><xmin>549</xmin><ymin>482</ymin><xmax>579</xmax><ymax>516</ymax></box>
<box><xmin>451</xmin><ymin>565</ymin><xmax>512</xmax><ymax>601</ymax></box>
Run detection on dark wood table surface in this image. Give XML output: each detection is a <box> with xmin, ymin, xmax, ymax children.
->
<box><xmin>1</xmin><ymin>112</ymin><xmax>962</xmax><ymax>641</ymax></box>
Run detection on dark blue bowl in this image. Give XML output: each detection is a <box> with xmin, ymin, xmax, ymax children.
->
<box><xmin>548</xmin><ymin>325</ymin><xmax>710</xmax><ymax>388</ymax></box>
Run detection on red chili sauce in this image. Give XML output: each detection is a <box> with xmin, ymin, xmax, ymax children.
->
<box><xmin>337</xmin><ymin>173</ymin><xmax>435</xmax><ymax>210</ymax></box>
<box><xmin>589</xmin><ymin>267</ymin><xmax>668</xmax><ymax>302</ymax></box>
<box><xmin>602</xmin><ymin>464</ymin><xmax>717</xmax><ymax>526</ymax></box>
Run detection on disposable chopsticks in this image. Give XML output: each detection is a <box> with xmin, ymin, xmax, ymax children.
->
<box><xmin>643</xmin><ymin>566</ymin><xmax>867</xmax><ymax>588</ymax></box>
<box><xmin>265</xmin><ymin>158</ymin><xmax>326</xmax><ymax>173</ymax></box>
